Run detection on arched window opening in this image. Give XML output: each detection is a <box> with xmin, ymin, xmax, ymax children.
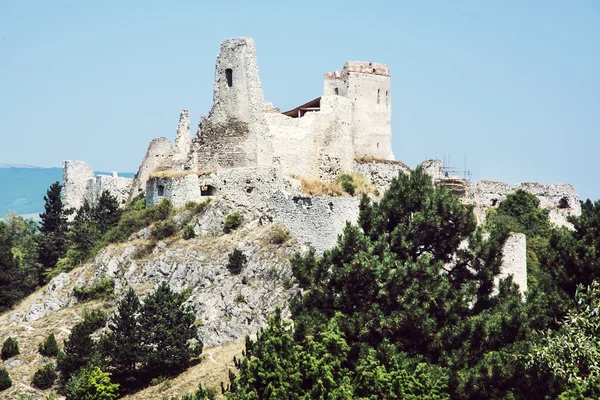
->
<box><xmin>225</xmin><ymin>69</ymin><xmax>233</xmax><ymax>88</ymax></box>
<box><xmin>157</xmin><ymin>185</ymin><xmax>165</xmax><ymax>197</ymax></box>
<box><xmin>334</xmin><ymin>87</ymin><xmax>339</xmax><ymax>95</ymax></box>
<box><xmin>201</xmin><ymin>185</ymin><xmax>216</xmax><ymax>196</ymax></box>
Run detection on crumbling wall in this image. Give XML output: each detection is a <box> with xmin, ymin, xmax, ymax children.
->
<box><xmin>353</xmin><ymin>159</ymin><xmax>410</xmax><ymax>193</ymax></box>
<box><xmin>420</xmin><ymin>159</ymin><xmax>443</xmax><ymax>181</ymax></box>
<box><xmin>172</xmin><ymin>109</ymin><xmax>191</xmax><ymax>171</ymax></box>
<box><xmin>192</xmin><ymin>37</ymin><xmax>273</xmax><ymax>171</ymax></box>
<box><xmin>62</xmin><ymin>160</ymin><xmax>133</xmax><ymax>212</ymax></box>
<box><xmin>92</xmin><ymin>173</ymin><xmax>134</xmax><ymax>206</ymax></box>
<box><xmin>267</xmin><ymin>95</ymin><xmax>354</xmax><ymax>181</ymax></box>
<box><xmin>129</xmin><ymin>137</ymin><xmax>173</xmax><ymax>201</ymax></box>
<box><xmin>146</xmin><ymin>174</ymin><xmax>202</xmax><ymax>208</ymax></box>
<box><xmin>268</xmin><ymin>193</ymin><xmax>360</xmax><ymax>254</ymax></box>
<box><xmin>62</xmin><ymin>160</ymin><xmax>95</xmax><ymax>212</ymax></box>
<box><xmin>498</xmin><ymin>233</ymin><xmax>527</xmax><ymax>298</ymax></box>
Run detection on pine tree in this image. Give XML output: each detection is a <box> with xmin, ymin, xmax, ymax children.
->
<box><xmin>93</xmin><ymin>190</ymin><xmax>121</xmax><ymax>234</ymax></box>
<box><xmin>139</xmin><ymin>282</ymin><xmax>201</xmax><ymax>379</ymax></box>
<box><xmin>37</xmin><ymin>181</ymin><xmax>70</xmax><ymax>280</ymax></box>
<box><xmin>39</xmin><ymin>332</ymin><xmax>60</xmax><ymax>357</ymax></box>
<box><xmin>99</xmin><ymin>288</ymin><xmax>143</xmax><ymax>386</ymax></box>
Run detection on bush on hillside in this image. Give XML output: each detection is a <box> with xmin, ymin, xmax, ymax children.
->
<box><xmin>223</xmin><ymin>212</ymin><xmax>242</xmax><ymax>233</ymax></box>
<box><xmin>0</xmin><ymin>368</ymin><xmax>11</xmax><ymax>391</ymax></box>
<box><xmin>32</xmin><ymin>363</ymin><xmax>57</xmax><ymax>389</ymax></box>
<box><xmin>151</xmin><ymin>220</ymin><xmax>177</xmax><ymax>240</ymax></box>
<box><xmin>183</xmin><ymin>225</ymin><xmax>196</xmax><ymax>240</ymax></box>
<box><xmin>227</xmin><ymin>249</ymin><xmax>247</xmax><ymax>275</ymax></box>
<box><xmin>39</xmin><ymin>332</ymin><xmax>60</xmax><ymax>357</ymax></box>
<box><xmin>73</xmin><ymin>278</ymin><xmax>115</xmax><ymax>302</ymax></box>
<box><xmin>1</xmin><ymin>337</ymin><xmax>19</xmax><ymax>360</ymax></box>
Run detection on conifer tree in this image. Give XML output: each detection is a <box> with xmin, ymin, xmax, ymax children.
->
<box><xmin>100</xmin><ymin>288</ymin><xmax>143</xmax><ymax>385</ymax></box>
<box><xmin>37</xmin><ymin>181</ymin><xmax>69</xmax><ymax>280</ymax></box>
<box><xmin>139</xmin><ymin>282</ymin><xmax>201</xmax><ymax>378</ymax></box>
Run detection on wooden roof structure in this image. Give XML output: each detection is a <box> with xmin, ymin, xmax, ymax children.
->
<box><xmin>282</xmin><ymin>97</ymin><xmax>321</xmax><ymax>118</ymax></box>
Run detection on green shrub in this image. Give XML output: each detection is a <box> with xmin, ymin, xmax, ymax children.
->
<box><xmin>268</xmin><ymin>225</ymin><xmax>291</xmax><ymax>244</ymax></box>
<box><xmin>39</xmin><ymin>333</ymin><xmax>60</xmax><ymax>357</ymax></box>
<box><xmin>32</xmin><ymin>363</ymin><xmax>57</xmax><ymax>389</ymax></box>
<box><xmin>149</xmin><ymin>199</ymin><xmax>174</xmax><ymax>221</ymax></box>
<box><xmin>338</xmin><ymin>174</ymin><xmax>356</xmax><ymax>195</ymax></box>
<box><xmin>128</xmin><ymin>193</ymin><xmax>146</xmax><ymax>211</ymax></box>
<box><xmin>224</xmin><ymin>212</ymin><xmax>243</xmax><ymax>233</ymax></box>
<box><xmin>82</xmin><ymin>308</ymin><xmax>108</xmax><ymax>331</ymax></box>
<box><xmin>65</xmin><ymin>367</ymin><xmax>119</xmax><ymax>400</ymax></box>
<box><xmin>0</xmin><ymin>367</ymin><xmax>11</xmax><ymax>391</ymax></box>
<box><xmin>73</xmin><ymin>278</ymin><xmax>115</xmax><ymax>302</ymax></box>
<box><xmin>132</xmin><ymin>241</ymin><xmax>157</xmax><ymax>260</ymax></box>
<box><xmin>227</xmin><ymin>248</ymin><xmax>247</xmax><ymax>275</ymax></box>
<box><xmin>152</xmin><ymin>220</ymin><xmax>177</xmax><ymax>240</ymax></box>
<box><xmin>185</xmin><ymin>199</ymin><xmax>212</xmax><ymax>215</ymax></box>
<box><xmin>1</xmin><ymin>337</ymin><xmax>19</xmax><ymax>360</ymax></box>
<box><xmin>183</xmin><ymin>225</ymin><xmax>196</xmax><ymax>240</ymax></box>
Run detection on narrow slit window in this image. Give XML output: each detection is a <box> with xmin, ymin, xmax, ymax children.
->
<box><xmin>334</xmin><ymin>87</ymin><xmax>339</xmax><ymax>95</ymax></box>
<box><xmin>385</xmin><ymin>91</ymin><xmax>389</xmax><ymax>106</ymax></box>
<box><xmin>225</xmin><ymin>69</ymin><xmax>233</xmax><ymax>87</ymax></box>
<box><xmin>377</xmin><ymin>89</ymin><xmax>380</xmax><ymax>104</ymax></box>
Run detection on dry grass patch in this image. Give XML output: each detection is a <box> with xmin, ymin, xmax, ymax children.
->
<box><xmin>300</xmin><ymin>173</ymin><xmax>377</xmax><ymax>197</ymax></box>
<box><xmin>121</xmin><ymin>339</ymin><xmax>245</xmax><ymax>400</ymax></box>
<box><xmin>355</xmin><ymin>155</ymin><xmax>410</xmax><ymax>168</ymax></box>
<box><xmin>149</xmin><ymin>169</ymin><xmax>215</xmax><ymax>179</ymax></box>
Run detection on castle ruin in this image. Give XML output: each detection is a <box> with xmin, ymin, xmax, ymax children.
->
<box><xmin>62</xmin><ymin>37</ymin><xmax>583</xmax><ymax>297</ymax></box>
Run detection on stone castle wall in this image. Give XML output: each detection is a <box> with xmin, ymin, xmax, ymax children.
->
<box><xmin>62</xmin><ymin>160</ymin><xmax>133</xmax><ymax>213</ymax></box>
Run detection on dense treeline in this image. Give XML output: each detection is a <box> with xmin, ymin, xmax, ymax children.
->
<box><xmin>223</xmin><ymin>167</ymin><xmax>600</xmax><ymax>399</ymax></box>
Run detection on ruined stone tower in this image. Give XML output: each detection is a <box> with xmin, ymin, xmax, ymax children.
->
<box><xmin>324</xmin><ymin>62</ymin><xmax>393</xmax><ymax>160</ymax></box>
<box><xmin>192</xmin><ymin>37</ymin><xmax>273</xmax><ymax>171</ymax></box>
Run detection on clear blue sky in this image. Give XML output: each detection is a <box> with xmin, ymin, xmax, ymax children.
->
<box><xmin>1</xmin><ymin>1</ymin><xmax>599</xmax><ymax>199</ymax></box>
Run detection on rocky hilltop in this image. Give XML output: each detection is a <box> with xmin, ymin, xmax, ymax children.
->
<box><xmin>0</xmin><ymin>199</ymin><xmax>301</xmax><ymax>398</ymax></box>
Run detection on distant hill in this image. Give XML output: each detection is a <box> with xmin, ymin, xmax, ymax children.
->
<box><xmin>0</xmin><ymin>165</ymin><xmax>134</xmax><ymax>218</ymax></box>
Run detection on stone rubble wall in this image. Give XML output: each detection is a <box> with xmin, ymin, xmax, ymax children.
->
<box><xmin>62</xmin><ymin>160</ymin><xmax>95</xmax><ymax>212</ymax></box>
<box><xmin>129</xmin><ymin>137</ymin><xmax>174</xmax><ymax>201</ymax></box>
<box><xmin>92</xmin><ymin>173</ymin><xmax>133</xmax><ymax>207</ymax></box>
<box><xmin>62</xmin><ymin>160</ymin><xmax>133</xmax><ymax>213</ymax></box>
<box><xmin>267</xmin><ymin>95</ymin><xmax>354</xmax><ymax>181</ymax></box>
<box><xmin>146</xmin><ymin>168</ymin><xmax>360</xmax><ymax>254</ymax></box>
<box><xmin>421</xmin><ymin>159</ymin><xmax>581</xmax><ymax>229</ymax></box>
<box><xmin>172</xmin><ymin>109</ymin><xmax>191</xmax><ymax>171</ymax></box>
<box><xmin>498</xmin><ymin>233</ymin><xmax>527</xmax><ymax>298</ymax></box>
<box><xmin>268</xmin><ymin>192</ymin><xmax>360</xmax><ymax>254</ymax></box>
<box><xmin>353</xmin><ymin>160</ymin><xmax>411</xmax><ymax>193</ymax></box>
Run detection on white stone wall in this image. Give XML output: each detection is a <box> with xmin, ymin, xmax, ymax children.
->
<box><xmin>62</xmin><ymin>160</ymin><xmax>95</xmax><ymax>212</ymax></box>
<box><xmin>146</xmin><ymin>174</ymin><xmax>202</xmax><ymax>208</ymax></box>
<box><xmin>353</xmin><ymin>160</ymin><xmax>410</xmax><ymax>193</ymax></box>
<box><xmin>267</xmin><ymin>95</ymin><xmax>354</xmax><ymax>181</ymax></box>
<box><xmin>269</xmin><ymin>193</ymin><xmax>361</xmax><ymax>254</ymax></box>
<box><xmin>129</xmin><ymin>137</ymin><xmax>173</xmax><ymax>201</ymax></box>
<box><xmin>498</xmin><ymin>233</ymin><xmax>527</xmax><ymax>298</ymax></box>
<box><xmin>324</xmin><ymin>61</ymin><xmax>393</xmax><ymax>160</ymax></box>
<box><xmin>172</xmin><ymin>109</ymin><xmax>191</xmax><ymax>171</ymax></box>
<box><xmin>62</xmin><ymin>160</ymin><xmax>133</xmax><ymax>212</ymax></box>
<box><xmin>92</xmin><ymin>173</ymin><xmax>134</xmax><ymax>207</ymax></box>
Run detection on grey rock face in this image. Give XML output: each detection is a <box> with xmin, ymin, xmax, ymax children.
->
<box><xmin>25</xmin><ymin>273</ymin><xmax>72</xmax><ymax>322</ymax></box>
<box><xmin>71</xmin><ymin>199</ymin><xmax>302</xmax><ymax>347</ymax></box>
